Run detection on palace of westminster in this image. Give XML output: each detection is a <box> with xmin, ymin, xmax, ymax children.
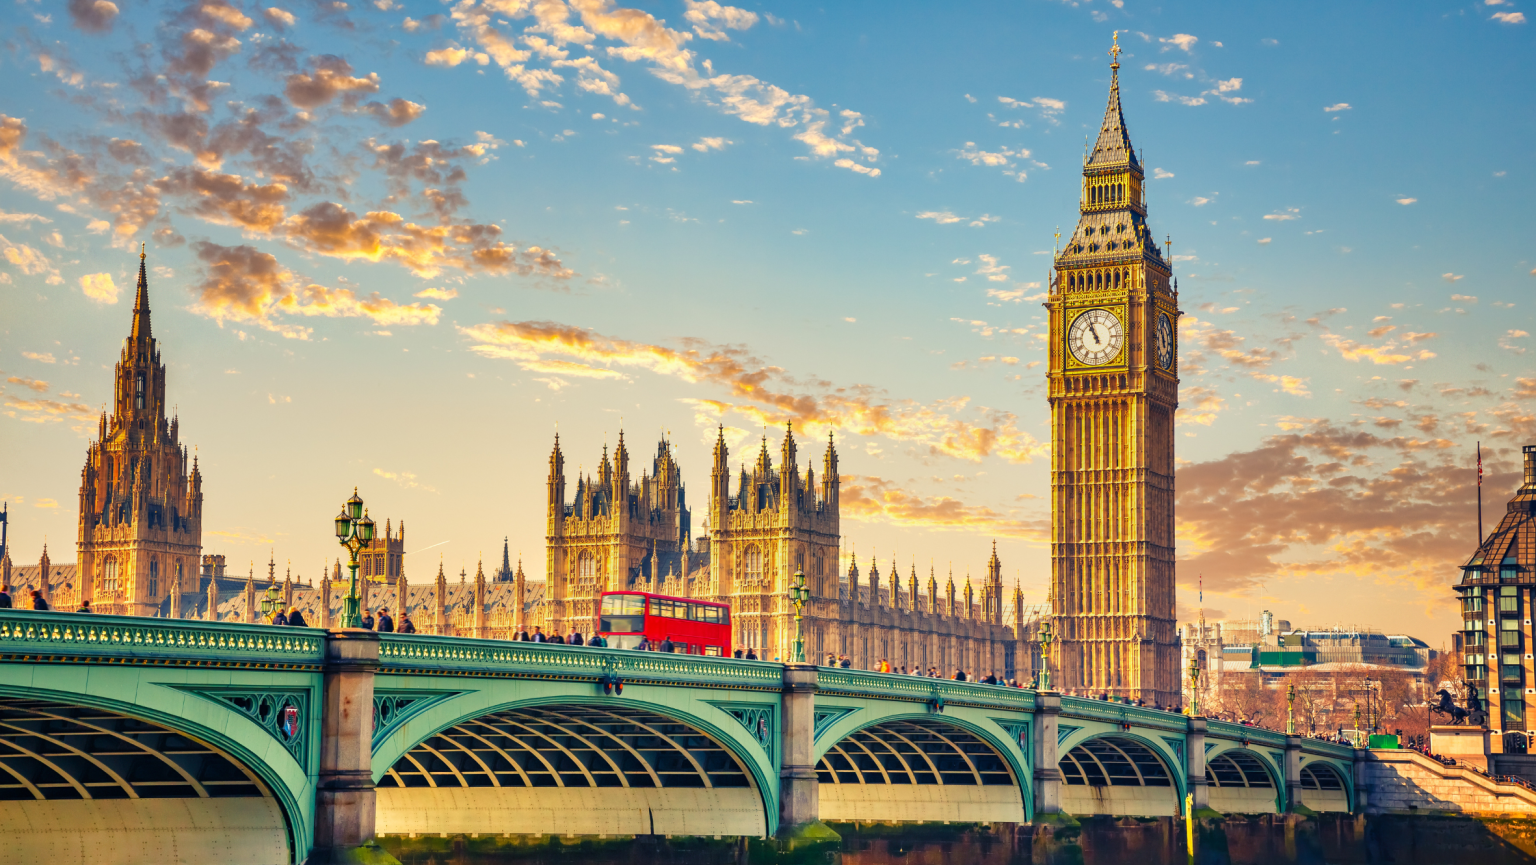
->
<box><xmin>3</xmin><ymin>48</ymin><xmax>1221</xmax><ymax>705</ymax></box>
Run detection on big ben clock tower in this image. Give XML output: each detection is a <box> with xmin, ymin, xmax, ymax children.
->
<box><xmin>1047</xmin><ymin>35</ymin><xmax>1180</xmax><ymax>704</ymax></box>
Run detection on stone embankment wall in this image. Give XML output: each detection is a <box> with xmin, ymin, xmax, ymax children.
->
<box><xmin>1364</xmin><ymin>749</ymin><xmax>1536</xmax><ymax>814</ymax></box>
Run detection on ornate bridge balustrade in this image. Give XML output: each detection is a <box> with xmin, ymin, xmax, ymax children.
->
<box><xmin>0</xmin><ymin>610</ymin><xmax>1367</xmax><ymax>865</ymax></box>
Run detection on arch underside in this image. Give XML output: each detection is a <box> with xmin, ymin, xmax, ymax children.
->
<box><xmin>1206</xmin><ymin>750</ymin><xmax>1278</xmax><ymax>814</ymax></box>
<box><xmin>1297</xmin><ymin>762</ymin><xmax>1349</xmax><ymax>812</ymax></box>
<box><xmin>1059</xmin><ymin>736</ymin><xmax>1179</xmax><ymax>817</ymax></box>
<box><xmin>376</xmin><ymin>704</ymin><xmax>766</xmax><ymax>837</ymax></box>
<box><xmin>815</xmin><ymin>719</ymin><xmax>1024</xmax><ymax>823</ymax></box>
<box><xmin>0</xmin><ymin>697</ymin><xmax>288</xmax><ymax>865</ymax></box>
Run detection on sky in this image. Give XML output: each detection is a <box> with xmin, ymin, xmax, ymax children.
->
<box><xmin>1</xmin><ymin>0</ymin><xmax>1532</xmax><ymax>644</ymax></box>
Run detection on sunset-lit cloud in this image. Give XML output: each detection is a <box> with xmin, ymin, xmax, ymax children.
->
<box><xmin>842</xmin><ymin>474</ymin><xmax>1048</xmax><ymax>542</ymax></box>
<box><xmin>460</xmin><ymin>319</ymin><xmax>1050</xmax><ymax>464</ymax></box>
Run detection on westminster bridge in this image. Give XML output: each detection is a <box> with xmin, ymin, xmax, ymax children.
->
<box><xmin>0</xmin><ymin>610</ymin><xmax>1377</xmax><ymax>864</ymax></box>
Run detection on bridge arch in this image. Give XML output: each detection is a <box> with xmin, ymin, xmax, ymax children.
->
<box><xmin>811</xmin><ymin>712</ymin><xmax>1029</xmax><ymax>824</ymax></box>
<box><xmin>0</xmin><ymin>688</ymin><xmax>306</xmax><ymax>865</ymax></box>
<box><xmin>1296</xmin><ymin>759</ymin><xmax>1351</xmax><ymax>813</ymax></box>
<box><xmin>1058</xmin><ymin>734</ymin><xmax>1184</xmax><ymax>817</ymax></box>
<box><xmin>1205</xmin><ymin>748</ymin><xmax>1281</xmax><ymax>814</ymax></box>
<box><xmin>372</xmin><ymin>691</ymin><xmax>777</xmax><ymax>838</ymax></box>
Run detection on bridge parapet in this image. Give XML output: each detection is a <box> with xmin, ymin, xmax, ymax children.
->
<box><xmin>0</xmin><ymin>609</ymin><xmax>325</xmax><ymax>667</ymax></box>
<box><xmin>377</xmin><ymin>634</ymin><xmax>784</xmax><ymax>689</ymax></box>
<box><xmin>815</xmin><ymin>668</ymin><xmax>1037</xmax><ymax>712</ymax></box>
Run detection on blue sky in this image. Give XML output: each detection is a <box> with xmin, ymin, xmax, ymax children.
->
<box><xmin>1</xmin><ymin>0</ymin><xmax>1532</xmax><ymax>642</ymax></box>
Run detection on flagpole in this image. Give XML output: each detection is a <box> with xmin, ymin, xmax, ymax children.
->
<box><xmin>1477</xmin><ymin>441</ymin><xmax>1484</xmax><ymax>545</ymax></box>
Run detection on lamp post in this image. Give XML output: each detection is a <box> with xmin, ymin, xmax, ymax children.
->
<box><xmin>333</xmin><ymin>488</ymin><xmax>375</xmax><ymax>629</ymax></box>
<box><xmin>1189</xmin><ymin>652</ymin><xmax>1202</xmax><ymax>716</ymax></box>
<box><xmin>788</xmin><ymin>568</ymin><xmax>810</xmax><ymax>664</ymax></box>
<box><xmin>259</xmin><ymin>581</ymin><xmax>284</xmax><ymax>623</ymax></box>
<box><xmin>1038</xmin><ymin>618</ymin><xmax>1054</xmax><ymax>692</ymax></box>
<box><xmin>1287</xmin><ymin>683</ymin><xmax>1297</xmax><ymax>736</ymax></box>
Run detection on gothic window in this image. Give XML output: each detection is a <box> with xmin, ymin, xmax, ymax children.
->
<box><xmin>135</xmin><ymin>374</ymin><xmax>145</xmax><ymax>409</ymax></box>
<box><xmin>744</xmin><ymin>546</ymin><xmax>763</xmax><ymax>586</ymax></box>
<box><xmin>577</xmin><ymin>551</ymin><xmax>595</xmax><ymax>583</ymax></box>
<box><xmin>148</xmin><ymin>558</ymin><xmax>159</xmax><ymax>597</ymax></box>
<box><xmin>103</xmin><ymin>557</ymin><xmax>119</xmax><ymax>593</ymax></box>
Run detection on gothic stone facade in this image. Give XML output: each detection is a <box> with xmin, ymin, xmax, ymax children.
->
<box><xmin>76</xmin><ymin>250</ymin><xmax>205</xmax><ymax>616</ymax></box>
<box><xmin>546</xmin><ymin>424</ymin><xmax>1024</xmax><ymax>674</ymax></box>
<box><xmin>1047</xmin><ymin>45</ymin><xmax>1181</xmax><ymax>704</ymax></box>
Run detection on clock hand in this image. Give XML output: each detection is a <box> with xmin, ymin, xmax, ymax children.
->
<box><xmin>1089</xmin><ymin>324</ymin><xmax>1102</xmax><ymax>345</ymax></box>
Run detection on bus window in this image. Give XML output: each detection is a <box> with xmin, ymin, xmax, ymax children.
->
<box><xmin>703</xmin><ymin>646</ymin><xmax>723</xmax><ymax>657</ymax></box>
<box><xmin>694</xmin><ymin>605</ymin><xmax>721</xmax><ymax>624</ymax></box>
<box><xmin>651</xmin><ymin>599</ymin><xmax>678</xmax><ymax>619</ymax></box>
<box><xmin>600</xmin><ymin>594</ymin><xmax>645</xmax><ymax>633</ymax></box>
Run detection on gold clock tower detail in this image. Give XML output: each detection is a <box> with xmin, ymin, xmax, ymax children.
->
<box><xmin>1047</xmin><ymin>36</ymin><xmax>1180</xmax><ymax>704</ymax></box>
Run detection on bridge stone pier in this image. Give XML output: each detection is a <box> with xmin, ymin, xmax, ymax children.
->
<box><xmin>0</xmin><ymin>610</ymin><xmax>1381</xmax><ymax>864</ymax></box>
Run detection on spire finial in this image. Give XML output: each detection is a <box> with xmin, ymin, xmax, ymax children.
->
<box><xmin>1110</xmin><ymin>31</ymin><xmax>1121</xmax><ymax>69</ymax></box>
<box><xmin>140</xmin><ymin>242</ymin><xmax>146</xmax><ymax>260</ymax></box>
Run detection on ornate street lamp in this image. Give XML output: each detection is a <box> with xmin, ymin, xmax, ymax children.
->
<box><xmin>788</xmin><ymin>568</ymin><xmax>810</xmax><ymax>664</ymax></box>
<box><xmin>1038</xmin><ymin>618</ymin><xmax>1054</xmax><ymax>692</ymax></box>
<box><xmin>259</xmin><ymin>581</ymin><xmax>284</xmax><ymax>623</ymax></box>
<box><xmin>334</xmin><ymin>488</ymin><xmax>375</xmax><ymax>629</ymax></box>
<box><xmin>1189</xmin><ymin>652</ymin><xmax>1202</xmax><ymax>716</ymax></box>
<box><xmin>1287</xmin><ymin>683</ymin><xmax>1297</xmax><ymax>735</ymax></box>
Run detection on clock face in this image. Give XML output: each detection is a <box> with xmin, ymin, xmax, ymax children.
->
<box><xmin>1156</xmin><ymin>312</ymin><xmax>1175</xmax><ymax>370</ymax></box>
<box><xmin>1067</xmin><ymin>308</ymin><xmax>1125</xmax><ymax>366</ymax></box>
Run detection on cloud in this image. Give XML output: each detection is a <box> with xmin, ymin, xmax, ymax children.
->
<box><xmin>683</xmin><ymin>0</ymin><xmax>758</xmax><ymax>41</ymax></box>
<box><xmin>1153</xmin><ymin>168</ymin><xmax>1174</xmax><ymax>179</ymax></box>
<box><xmin>6</xmin><ymin>376</ymin><xmax>49</xmax><ymax>393</ymax></box>
<box><xmin>1396</xmin><ymin>197</ymin><xmax>1417</xmax><ymax>205</ymax></box>
<box><xmin>1154</xmin><ymin>91</ymin><xmax>1208</xmax><ymax>107</ymax></box>
<box><xmin>916</xmin><ymin>211</ymin><xmax>964</xmax><ymax>225</ymax></box>
<box><xmin>2</xmin><ymin>394</ymin><xmax>94</xmax><ymax>424</ymax></box>
<box><xmin>0</xmin><ymin>234</ymin><xmax>61</xmax><ymax>284</ymax></box>
<box><xmin>364</xmin><ymin>98</ymin><xmax>427</xmax><ymax>127</ymax></box>
<box><xmin>952</xmin><ymin>141</ymin><xmax>1032</xmax><ymax>181</ymax></box>
<box><xmin>189</xmin><ymin>241</ymin><xmax>445</xmax><ymax>338</ymax></box>
<box><xmin>1257</xmin><ymin>237</ymin><xmax>1272</xmax><ymax>245</ymax></box>
<box><xmin>1189</xmin><ymin>196</ymin><xmax>1212</xmax><ymax>207</ymax></box>
<box><xmin>461</xmin><ymin>319</ymin><xmax>1050</xmax><ymax>464</ymax></box>
<box><xmin>1177</xmin><ymin>385</ymin><xmax>1225</xmax><ymax>426</ymax></box>
<box><xmin>974</xmin><ymin>254</ymin><xmax>1010</xmax><ymax>282</ymax></box>
<box><xmin>1492</xmin><ymin>11</ymin><xmax>1526</xmax><ymax>23</ymax></box>
<box><xmin>425</xmin><ymin>47</ymin><xmax>473</xmax><ymax>67</ymax></box>
<box><xmin>414</xmin><ymin>287</ymin><xmax>459</xmax><ymax>300</ymax></box>
<box><xmin>79</xmin><ymin>273</ymin><xmax>119</xmax><ymax>303</ymax></box>
<box><xmin>1160</xmin><ymin>33</ymin><xmax>1199</xmax><ymax>52</ymax></box>
<box><xmin>21</xmin><ymin>351</ymin><xmax>56</xmax><ymax>364</ymax></box>
<box><xmin>1250</xmin><ymin>373</ymin><xmax>1312</xmax><ymax>397</ymax></box>
<box><xmin>1263</xmin><ymin>208</ymin><xmax>1301</xmax><ymax>221</ymax></box>
<box><xmin>441</xmin><ymin>0</ymin><xmax>880</xmax><ymax>172</ymax></box>
<box><xmin>373</xmin><ymin>467</ymin><xmax>438</xmax><ymax>492</ymax></box>
<box><xmin>1320</xmin><ymin>333</ymin><xmax>1436</xmax><ymax>365</ymax></box>
<box><xmin>1501</xmin><ymin>330</ymin><xmax>1529</xmax><ymax>354</ymax></box>
<box><xmin>284</xmin><ymin>56</ymin><xmax>381</xmax><ymax>110</ymax></box>
<box><xmin>1179</xmin><ymin>315</ymin><xmax>1279</xmax><ymax>373</ymax></box>
<box><xmin>841</xmin><ymin>475</ymin><xmax>1047</xmax><ymax>541</ymax></box>
<box><xmin>1177</xmin><ymin>420</ymin><xmax>1516</xmax><ymax>596</ymax></box>
<box><xmin>1323</xmin><ymin>103</ymin><xmax>1352</xmax><ymax>112</ymax></box>
<box><xmin>264</xmin><ymin>7</ymin><xmax>296</xmax><ymax>28</ymax></box>
<box><xmin>996</xmin><ymin>96</ymin><xmax>1066</xmax><ymax>125</ymax></box>
<box><xmin>691</xmin><ymin>136</ymin><xmax>731</xmax><ymax>152</ymax></box>
<box><xmin>67</xmin><ymin>0</ymin><xmax>119</xmax><ymax>32</ymax></box>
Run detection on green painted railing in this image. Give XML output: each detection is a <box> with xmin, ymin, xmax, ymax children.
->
<box><xmin>815</xmin><ymin>667</ymin><xmax>1038</xmax><ymax>712</ymax></box>
<box><xmin>378</xmin><ymin>634</ymin><xmax>784</xmax><ymax>689</ymax></box>
<box><xmin>1206</xmin><ymin>718</ymin><xmax>1288</xmax><ymax>749</ymax></box>
<box><xmin>0</xmin><ymin>610</ymin><xmax>325</xmax><ymax>664</ymax></box>
<box><xmin>1059</xmin><ymin>694</ymin><xmax>1189</xmax><ymax>732</ymax></box>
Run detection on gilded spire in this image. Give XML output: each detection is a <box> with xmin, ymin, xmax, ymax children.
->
<box><xmin>1088</xmin><ymin>32</ymin><xmax>1138</xmax><ymax>169</ymax></box>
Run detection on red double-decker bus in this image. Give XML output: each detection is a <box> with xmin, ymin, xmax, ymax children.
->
<box><xmin>597</xmin><ymin>591</ymin><xmax>731</xmax><ymax>655</ymax></box>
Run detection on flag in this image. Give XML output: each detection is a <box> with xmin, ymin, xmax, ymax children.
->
<box><xmin>1478</xmin><ymin>442</ymin><xmax>1483</xmax><ymax>487</ymax></box>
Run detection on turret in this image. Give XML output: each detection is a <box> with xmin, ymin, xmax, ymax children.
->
<box><xmin>847</xmin><ymin>552</ymin><xmax>860</xmax><ymax>606</ymax></box>
<box><xmin>547</xmin><ymin>434</ymin><xmax>566</xmax><ymax>532</ymax></box>
<box><xmin>779</xmin><ymin>421</ymin><xmax>798</xmax><ymax>511</ymax></box>
<box><xmin>821</xmin><ymin>432</ymin><xmax>839</xmax><ymax>511</ymax></box>
<box><xmin>868</xmin><ymin>556</ymin><xmax>880</xmax><ymax>608</ymax></box>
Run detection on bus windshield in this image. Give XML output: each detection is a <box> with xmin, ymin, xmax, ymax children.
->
<box><xmin>599</xmin><ymin>594</ymin><xmax>645</xmax><ymax>633</ymax></box>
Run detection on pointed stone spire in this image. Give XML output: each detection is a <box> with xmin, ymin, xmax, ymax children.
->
<box><xmin>434</xmin><ymin>556</ymin><xmax>447</xmax><ymax>633</ymax></box>
<box><xmin>131</xmin><ymin>243</ymin><xmax>152</xmax><ymax>343</ymax></box>
<box><xmin>1088</xmin><ymin>32</ymin><xmax>1138</xmax><ymax>169</ymax></box>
